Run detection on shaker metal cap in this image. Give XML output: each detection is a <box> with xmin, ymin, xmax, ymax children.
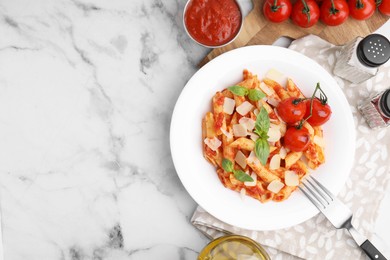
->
<box><xmin>357</xmin><ymin>34</ymin><xmax>390</xmax><ymax>68</ymax></box>
<box><xmin>380</xmin><ymin>89</ymin><xmax>390</xmax><ymax>118</ymax></box>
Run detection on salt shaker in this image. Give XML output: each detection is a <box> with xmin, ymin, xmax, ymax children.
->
<box><xmin>359</xmin><ymin>88</ymin><xmax>390</xmax><ymax>129</ymax></box>
<box><xmin>333</xmin><ymin>34</ymin><xmax>390</xmax><ymax>84</ymax></box>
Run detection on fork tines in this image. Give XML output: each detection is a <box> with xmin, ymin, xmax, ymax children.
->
<box><xmin>299</xmin><ymin>176</ymin><xmax>334</xmax><ymax>210</ymax></box>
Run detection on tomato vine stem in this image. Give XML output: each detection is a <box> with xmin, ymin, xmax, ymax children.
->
<box><xmin>356</xmin><ymin>0</ymin><xmax>364</xmax><ymax>9</ymax></box>
<box><xmin>296</xmin><ymin>82</ymin><xmax>327</xmax><ymax>129</ymax></box>
<box><xmin>301</xmin><ymin>0</ymin><xmax>311</xmax><ymax>24</ymax></box>
<box><xmin>329</xmin><ymin>0</ymin><xmax>339</xmax><ymax>15</ymax></box>
<box><xmin>271</xmin><ymin>0</ymin><xmax>282</xmax><ymax>12</ymax></box>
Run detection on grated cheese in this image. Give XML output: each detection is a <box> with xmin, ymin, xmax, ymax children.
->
<box><xmin>285</xmin><ymin>171</ymin><xmax>299</xmax><ymax>186</ymax></box>
<box><xmin>236</xmin><ymin>101</ymin><xmax>254</xmax><ymax>116</ymax></box>
<box><xmin>260</xmin><ymin>82</ymin><xmax>274</xmax><ymax>96</ymax></box>
<box><xmin>269</xmin><ymin>154</ymin><xmax>281</xmax><ymax>170</ymax></box>
<box><xmin>279</xmin><ymin>147</ymin><xmax>287</xmax><ymax>159</ymax></box>
<box><xmin>233</xmin><ymin>124</ymin><xmax>248</xmax><ymax>137</ymax></box>
<box><xmin>267</xmin><ymin>126</ymin><xmax>281</xmax><ymax>142</ymax></box>
<box><xmin>204</xmin><ymin>137</ymin><xmax>222</xmax><ymax>151</ymax></box>
<box><xmin>223</xmin><ymin>97</ymin><xmax>235</xmax><ymax>115</ymax></box>
<box><xmin>244</xmin><ymin>172</ymin><xmax>257</xmax><ymax>187</ymax></box>
<box><xmin>265</xmin><ymin>68</ymin><xmax>287</xmax><ymax>86</ymax></box>
<box><xmin>239</xmin><ymin>117</ymin><xmax>256</xmax><ymax>131</ymax></box>
<box><xmin>235</xmin><ymin>151</ymin><xmax>247</xmax><ymax>169</ymax></box>
<box><xmin>267</xmin><ymin>180</ymin><xmax>285</xmax><ymax>193</ymax></box>
<box><xmin>221</xmin><ymin>128</ymin><xmax>233</xmax><ymax>140</ymax></box>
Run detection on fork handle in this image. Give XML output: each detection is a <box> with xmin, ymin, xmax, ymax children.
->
<box><xmin>361</xmin><ymin>240</ymin><xmax>387</xmax><ymax>260</ymax></box>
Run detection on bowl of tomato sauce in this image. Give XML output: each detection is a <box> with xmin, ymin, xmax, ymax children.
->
<box><xmin>183</xmin><ymin>0</ymin><xmax>244</xmax><ymax>48</ymax></box>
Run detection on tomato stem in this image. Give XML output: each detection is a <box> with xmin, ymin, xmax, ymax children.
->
<box><xmin>329</xmin><ymin>0</ymin><xmax>339</xmax><ymax>15</ymax></box>
<box><xmin>292</xmin><ymin>97</ymin><xmax>311</xmax><ymax>105</ymax></box>
<box><xmin>297</xmin><ymin>82</ymin><xmax>325</xmax><ymax>129</ymax></box>
<box><xmin>356</xmin><ymin>0</ymin><xmax>364</xmax><ymax>9</ymax></box>
<box><xmin>376</xmin><ymin>0</ymin><xmax>382</xmax><ymax>7</ymax></box>
<box><xmin>301</xmin><ymin>0</ymin><xmax>311</xmax><ymax>24</ymax></box>
<box><xmin>317</xmin><ymin>84</ymin><xmax>328</xmax><ymax>105</ymax></box>
<box><xmin>292</xmin><ymin>98</ymin><xmax>303</xmax><ymax>105</ymax></box>
<box><xmin>271</xmin><ymin>0</ymin><xmax>282</xmax><ymax>12</ymax></box>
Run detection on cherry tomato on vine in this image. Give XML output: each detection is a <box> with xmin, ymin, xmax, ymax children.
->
<box><xmin>378</xmin><ymin>0</ymin><xmax>390</xmax><ymax>16</ymax></box>
<box><xmin>304</xmin><ymin>98</ymin><xmax>332</xmax><ymax>126</ymax></box>
<box><xmin>320</xmin><ymin>0</ymin><xmax>349</xmax><ymax>26</ymax></box>
<box><xmin>291</xmin><ymin>0</ymin><xmax>320</xmax><ymax>28</ymax></box>
<box><xmin>263</xmin><ymin>0</ymin><xmax>292</xmax><ymax>23</ymax></box>
<box><xmin>276</xmin><ymin>97</ymin><xmax>307</xmax><ymax>124</ymax></box>
<box><xmin>283</xmin><ymin>127</ymin><xmax>311</xmax><ymax>152</ymax></box>
<box><xmin>348</xmin><ymin>0</ymin><xmax>375</xmax><ymax>20</ymax></box>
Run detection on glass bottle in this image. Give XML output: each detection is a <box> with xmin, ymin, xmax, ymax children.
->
<box><xmin>198</xmin><ymin>235</ymin><xmax>270</xmax><ymax>260</ymax></box>
<box><xmin>333</xmin><ymin>34</ymin><xmax>390</xmax><ymax>84</ymax></box>
<box><xmin>358</xmin><ymin>88</ymin><xmax>390</xmax><ymax>129</ymax></box>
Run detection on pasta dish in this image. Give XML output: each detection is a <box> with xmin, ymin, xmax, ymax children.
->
<box><xmin>202</xmin><ymin>69</ymin><xmax>331</xmax><ymax>203</ymax></box>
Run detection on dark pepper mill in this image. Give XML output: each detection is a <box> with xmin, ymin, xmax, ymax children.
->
<box><xmin>359</xmin><ymin>89</ymin><xmax>390</xmax><ymax>129</ymax></box>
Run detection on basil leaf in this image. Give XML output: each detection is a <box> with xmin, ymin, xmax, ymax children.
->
<box><xmin>233</xmin><ymin>170</ymin><xmax>254</xmax><ymax>182</ymax></box>
<box><xmin>228</xmin><ymin>86</ymin><xmax>248</xmax><ymax>96</ymax></box>
<box><xmin>222</xmin><ymin>158</ymin><xmax>234</xmax><ymax>172</ymax></box>
<box><xmin>254</xmin><ymin>129</ymin><xmax>262</xmax><ymax>137</ymax></box>
<box><xmin>260</xmin><ymin>131</ymin><xmax>269</xmax><ymax>140</ymax></box>
<box><xmin>255</xmin><ymin>138</ymin><xmax>270</xmax><ymax>166</ymax></box>
<box><xmin>248</xmin><ymin>89</ymin><xmax>266</xmax><ymax>101</ymax></box>
<box><xmin>255</xmin><ymin>107</ymin><xmax>270</xmax><ymax>134</ymax></box>
<box><xmin>253</xmin><ymin>129</ymin><xmax>265</xmax><ymax>139</ymax></box>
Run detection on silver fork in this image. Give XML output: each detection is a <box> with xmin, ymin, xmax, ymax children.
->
<box><xmin>300</xmin><ymin>176</ymin><xmax>387</xmax><ymax>260</ymax></box>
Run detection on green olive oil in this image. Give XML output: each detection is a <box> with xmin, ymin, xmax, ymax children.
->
<box><xmin>198</xmin><ymin>235</ymin><xmax>270</xmax><ymax>260</ymax></box>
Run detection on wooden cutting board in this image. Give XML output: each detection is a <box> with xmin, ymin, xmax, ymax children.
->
<box><xmin>200</xmin><ymin>0</ymin><xmax>389</xmax><ymax>66</ymax></box>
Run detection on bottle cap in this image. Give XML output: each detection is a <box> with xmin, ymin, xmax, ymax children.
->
<box><xmin>379</xmin><ymin>89</ymin><xmax>390</xmax><ymax>118</ymax></box>
<box><xmin>357</xmin><ymin>34</ymin><xmax>390</xmax><ymax>68</ymax></box>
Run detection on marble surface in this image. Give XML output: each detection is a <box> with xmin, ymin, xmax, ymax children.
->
<box><xmin>0</xmin><ymin>0</ymin><xmax>389</xmax><ymax>259</ymax></box>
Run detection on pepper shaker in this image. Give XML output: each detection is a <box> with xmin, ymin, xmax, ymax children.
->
<box><xmin>333</xmin><ymin>34</ymin><xmax>390</xmax><ymax>84</ymax></box>
<box><xmin>359</xmin><ymin>88</ymin><xmax>390</xmax><ymax>129</ymax></box>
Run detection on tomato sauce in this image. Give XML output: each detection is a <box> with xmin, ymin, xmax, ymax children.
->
<box><xmin>184</xmin><ymin>0</ymin><xmax>242</xmax><ymax>46</ymax></box>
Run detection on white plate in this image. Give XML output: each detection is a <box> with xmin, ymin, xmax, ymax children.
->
<box><xmin>170</xmin><ymin>46</ymin><xmax>355</xmax><ymax>231</ymax></box>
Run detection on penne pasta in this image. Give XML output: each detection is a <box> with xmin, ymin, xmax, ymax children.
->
<box><xmin>247</xmin><ymin>159</ymin><xmax>280</xmax><ymax>183</ymax></box>
<box><xmin>234</xmin><ymin>95</ymin><xmax>246</xmax><ymax>107</ymax></box>
<box><xmin>222</xmin><ymin>126</ymin><xmax>236</xmax><ymax>164</ymax></box>
<box><xmin>286</xmin><ymin>78</ymin><xmax>305</xmax><ymax>98</ymax></box>
<box><xmin>243</xmin><ymin>69</ymin><xmax>252</xmax><ymax>80</ymax></box>
<box><xmin>213</xmin><ymin>92</ymin><xmax>226</xmax><ymax>135</ymax></box>
<box><xmin>263</xmin><ymin>78</ymin><xmax>290</xmax><ymax>100</ymax></box>
<box><xmin>273</xmin><ymin>186</ymin><xmax>297</xmax><ymax>202</ymax></box>
<box><xmin>229</xmin><ymin>138</ymin><xmax>255</xmax><ymax>151</ymax></box>
<box><xmin>202</xmin><ymin>69</ymin><xmax>328</xmax><ymax>204</ymax></box>
<box><xmin>285</xmin><ymin>152</ymin><xmax>303</xmax><ymax>169</ymax></box>
<box><xmin>204</xmin><ymin>112</ymin><xmax>216</xmax><ymax>138</ymax></box>
<box><xmin>237</xmin><ymin>77</ymin><xmax>254</xmax><ymax>89</ymax></box>
<box><xmin>250</xmin><ymin>75</ymin><xmax>260</xmax><ymax>89</ymax></box>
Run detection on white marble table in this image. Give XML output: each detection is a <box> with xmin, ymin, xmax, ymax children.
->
<box><xmin>0</xmin><ymin>0</ymin><xmax>389</xmax><ymax>259</ymax></box>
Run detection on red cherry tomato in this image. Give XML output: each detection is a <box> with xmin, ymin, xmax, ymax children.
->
<box><xmin>291</xmin><ymin>0</ymin><xmax>320</xmax><ymax>28</ymax></box>
<box><xmin>283</xmin><ymin>127</ymin><xmax>311</xmax><ymax>152</ymax></box>
<box><xmin>320</xmin><ymin>0</ymin><xmax>349</xmax><ymax>26</ymax></box>
<box><xmin>348</xmin><ymin>0</ymin><xmax>375</xmax><ymax>20</ymax></box>
<box><xmin>378</xmin><ymin>0</ymin><xmax>390</xmax><ymax>16</ymax></box>
<box><xmin>276</xmin><ymin>97</ymin><xmax>307</xmax><ymax>124</ymax></box>
<box><xmin>304</xmin><ymin>98</ymin><xmax>332</xmax><ymax>126</ymax></box>
<box><xmin>263</xmin><ymin>0</ymin><xmax>292</xmax><ymax>23</ymax></box>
